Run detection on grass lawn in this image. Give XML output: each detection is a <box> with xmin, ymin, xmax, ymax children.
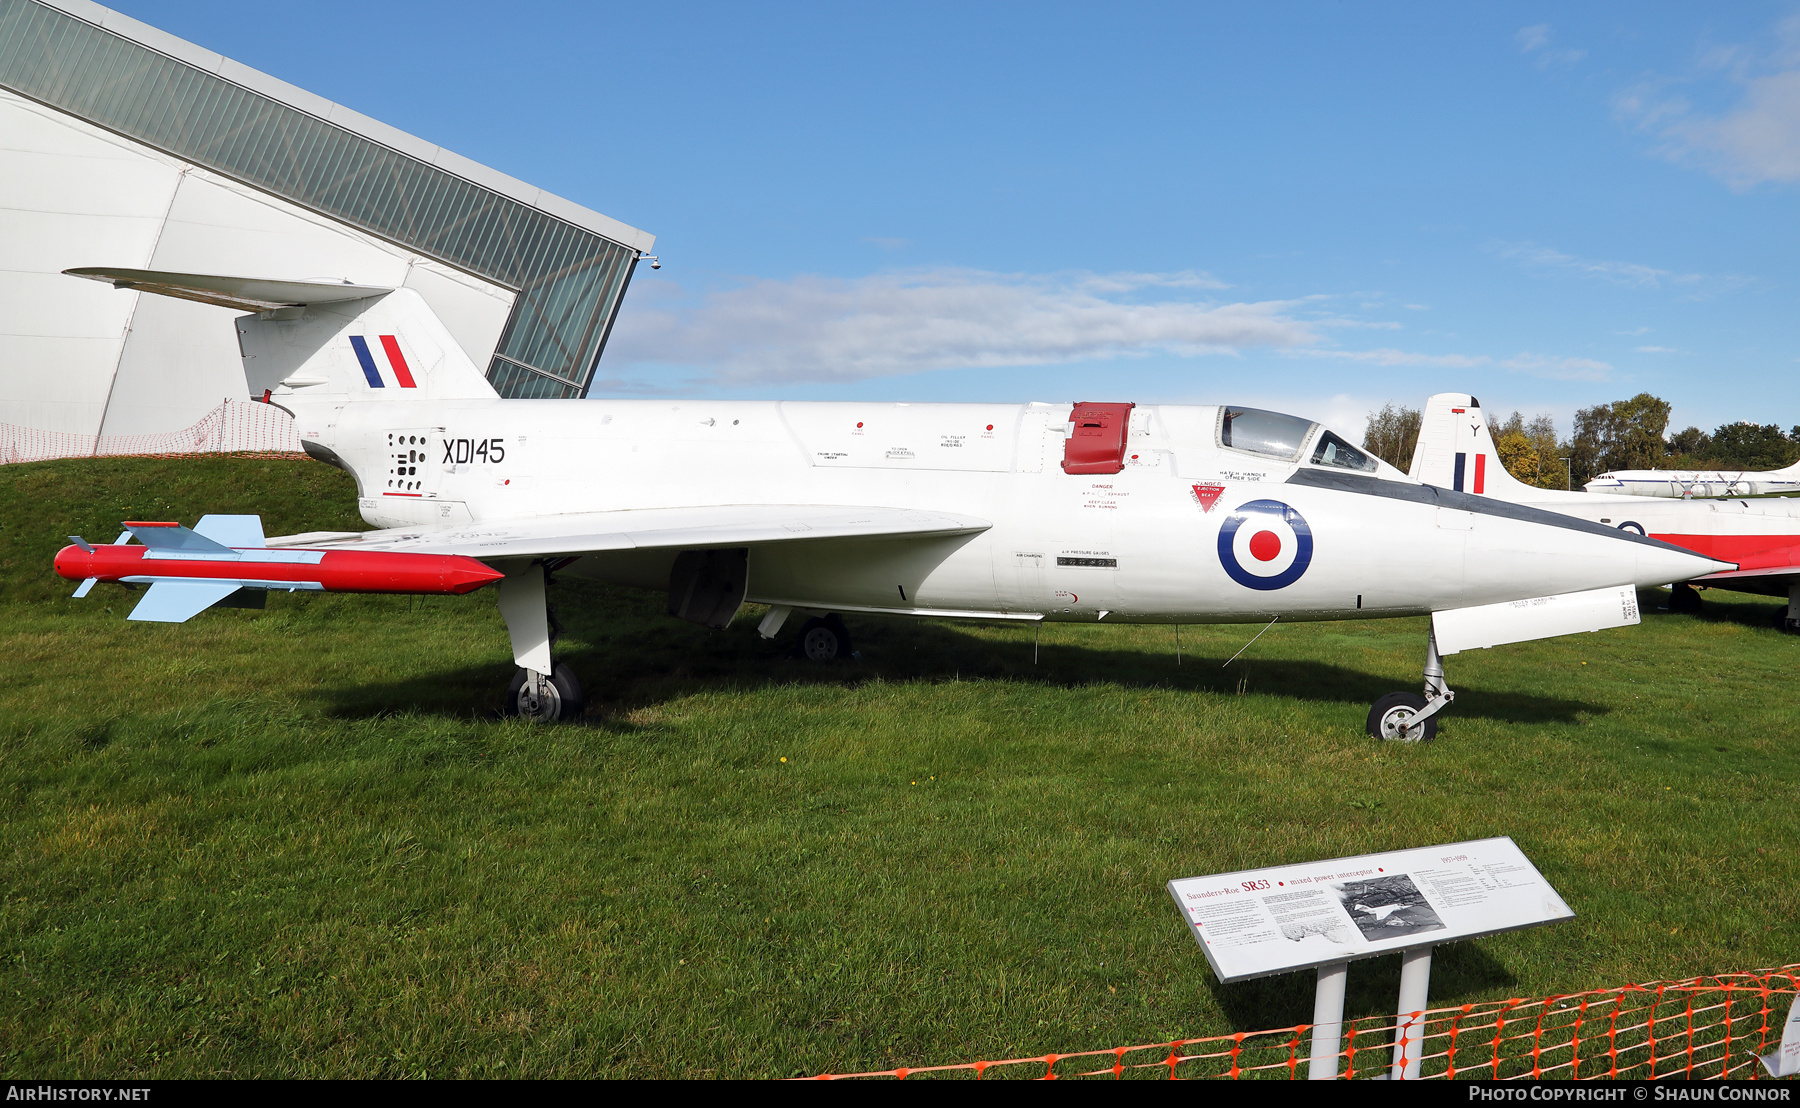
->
<box><xmin>1</xmin><ymin>456</ymin><xmax>1795</xmax><ymax>1078</ymax></box>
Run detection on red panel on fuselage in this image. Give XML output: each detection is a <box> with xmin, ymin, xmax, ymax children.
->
<box><xmin>1062</xmin><ymin>402</ymin><xmax>1134</xmax><ymax>475</ymax></box>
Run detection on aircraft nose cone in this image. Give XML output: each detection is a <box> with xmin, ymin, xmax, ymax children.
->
<box><xmin>1635</xmin><ymin>542</ymin><xmax>1734</xmax><ymax>586</ymax></box>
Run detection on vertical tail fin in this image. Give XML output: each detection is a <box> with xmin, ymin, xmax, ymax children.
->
<box><xmin>63</xmin><ymin>268</ymin><xmax>497</xmax><ymax>403</ymax></box>
<box><xmin>236</xmin><ymin>288</ymin><xmax>497</xmax><ymax>402</ymax></box>
<box><xmin>1410</xmin><ymin>393</ymin><xmax>1562</xmax><ymax>503</ymax></box>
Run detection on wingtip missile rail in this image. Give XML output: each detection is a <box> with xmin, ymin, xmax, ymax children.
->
<box><xmin>55</xmin><ymin>518</ymin><xmax>503</xmax><ymax>623</ymax></box>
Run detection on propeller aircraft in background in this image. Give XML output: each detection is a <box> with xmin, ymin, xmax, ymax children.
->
<box><xmin>1585</xmin><ymin>462</ymin><xmax>1800</xmax><ymax>499</ymax></box>
<box><xmin>54</xmin><ymin>268</ymin><xmax>1731</xmax><ymax>740</ymax></box>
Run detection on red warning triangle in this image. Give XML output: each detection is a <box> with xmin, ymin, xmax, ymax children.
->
<box><xmin>1192</xmin><ymin>484</ymin><xmax>1225</xmax><ymax>513</ymax></box>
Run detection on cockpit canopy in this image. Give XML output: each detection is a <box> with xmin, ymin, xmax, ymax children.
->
<box><xmin>1217</xmin><ymin>405</ymin><xmax>1378</xmax><ymax>472</ymax></box>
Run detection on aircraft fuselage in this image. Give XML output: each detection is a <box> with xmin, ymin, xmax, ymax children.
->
<box><xmin>295</xmin><ymin>398</ymin><xmax>1722</xmax><ymax>626</ymax></box>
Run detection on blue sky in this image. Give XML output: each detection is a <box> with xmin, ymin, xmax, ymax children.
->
<box><xmin>117</xmin><ymin>1</ymin><xmax>1800</xmax><ymax>438</ymax></box>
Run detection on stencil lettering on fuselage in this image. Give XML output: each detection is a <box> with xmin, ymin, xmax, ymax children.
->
<box><xmin>440</xmin><ymin>437</ymin><xmax>506</xmax><ymax>466</ymax></box>
<box><xmin>1217</xmin><ymin>499</ymin><xmax>1314</xmax><ymax>591</ymax></box>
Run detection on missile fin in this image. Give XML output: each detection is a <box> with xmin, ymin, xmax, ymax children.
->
<box><xmin>124</xmin><ymin>522</ymin><xmax>232</xmax><ymax>553</ymax></box>
<box><xmin>127</xmin><ymin>581</ymin><xmax>243</xmax><ymax>623</ymax></box>
<box><xmin>72</xmin><ymin>577</ymin><xmax>97</xmax><ymax>598</ymax></box>
<box><xmin>194</xmin><ymin>514</ymin><xmax>266</xmax><ymax>549</ymax></box>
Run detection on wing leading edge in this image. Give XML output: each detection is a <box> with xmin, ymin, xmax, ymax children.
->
<box><xmin>265</xmin><ymin>504</ymin><xmax>991</xmax><ymax>560</ymax></box>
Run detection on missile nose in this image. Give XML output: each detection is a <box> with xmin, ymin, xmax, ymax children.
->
<box><xmin>53</xmin><ymin>545</ymin><xmax>88</xmax><ymax>581</ymax></box>
<box><xmin>445</xmin><ymin>557</ymin><xmax>506</xmax><ymax>594</ymax></box>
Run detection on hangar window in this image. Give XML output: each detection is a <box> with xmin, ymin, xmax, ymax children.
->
<box><xmin>1309</xmin><ymin>430</ymin><xmax>1379</xmax><ymax>472</ymax></box>
<box><xmin>1218</xmin><ymin>406</ymin><xmax>1317</xmax><ymax>461</ymax></box>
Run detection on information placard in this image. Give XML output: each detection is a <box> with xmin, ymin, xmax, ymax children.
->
<box><xmin>1167</xmin><ymin>837</ymin><xmax>1573</xmax><ymax>983</ymax></box>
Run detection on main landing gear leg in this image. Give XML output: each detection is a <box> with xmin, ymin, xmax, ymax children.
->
<box><xmin>1668</xmin><ymin>582</ymin><xmax>1703</xmax><ymax>614</ymax></box>
<box><xmin>1366</xmin><ymin>629</ymin><xmax>1453</xmax><ymax>742</ymax></box>
<box><xmin>497</xmin><ymin>561</ymin><xmax>583</xmax><ymax>722</ymax></box>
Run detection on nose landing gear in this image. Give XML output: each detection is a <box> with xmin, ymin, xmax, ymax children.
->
<box><xmin>1367</xmin><ymin>630</ymin><xmax>1453</xmax><ymax>742</ymax></box>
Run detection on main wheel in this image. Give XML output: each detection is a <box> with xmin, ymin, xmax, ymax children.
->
<box><xmin>795</xmin><ymin>615</ymin><xmax>852</xmax><ymax>661</ymax></box>
<box><xmin>504</xmin><ymin>662</ymin><xmax>584</xmax><ymax>722</ymax></box>
<box><xmin>1367</xmin><ymin>692</ymin><xmax>1437</xmax><ymax>742</ymax></box>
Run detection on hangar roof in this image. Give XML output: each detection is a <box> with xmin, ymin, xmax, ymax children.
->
<box><xmin>0</xmin><ymin>0</ymin><xmax>653</xmax><ymax>399</ymax></box>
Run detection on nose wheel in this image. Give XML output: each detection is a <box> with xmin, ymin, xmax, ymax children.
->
<box><xmin>1366</xmin><ymin>630</ymin><xmax>1452</xmax><ymax>742</ymax></box>
<box><xmin>1367</xmin><ymin>692</ymin><xmax>1437</xmax><ymax>742</ymax></box>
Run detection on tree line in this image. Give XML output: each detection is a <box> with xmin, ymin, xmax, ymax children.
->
<box><xmin>1361</xmin><ymin>395</ymin><xmax>1800</xmax><ymax>489</ymax></box>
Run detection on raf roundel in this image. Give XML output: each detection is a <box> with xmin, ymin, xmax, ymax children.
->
<box><xmin>1216</xmin><ymin>499</ymin><xmax>1314</xmax><ymax>591</ymax></box>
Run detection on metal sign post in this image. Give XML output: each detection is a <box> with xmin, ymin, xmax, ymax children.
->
<box><xmin>1308</xmin><ymin>962</ymin><xmax>1348</xmax><ymax>1080</ymax></box>
<box><xmin>1168</xmin><ymin>837</ymin><xmax>1573</xmax><ymax>1080</ymax></box>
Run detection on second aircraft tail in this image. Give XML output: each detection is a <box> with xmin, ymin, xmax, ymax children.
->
<box><xmin>1409</xmin><ymin>392</ymin><xmax>1579</xmax><ymax>504</ymax></box>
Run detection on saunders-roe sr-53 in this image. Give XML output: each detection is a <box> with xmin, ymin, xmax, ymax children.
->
<box><xmin>53</xmin><ymin>268</ymin><xmax>1730</xmax><ymax>740</ymax></box>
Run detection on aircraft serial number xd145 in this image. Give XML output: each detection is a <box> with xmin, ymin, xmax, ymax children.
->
<box><xmin>53</xmin><ymin>267</ymin><xmax>1731</xmax><ymax>737</ymax></box>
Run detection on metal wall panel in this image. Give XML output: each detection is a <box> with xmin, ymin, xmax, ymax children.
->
<box><xmin>0</xmin><ymin>90</ymin><xmax>174</xmax><ymax>433</ymax></box>
<box><xmin>0</xmin><ymin>0</ymin><xmax>643</xmax><ymax>398</ymax></box>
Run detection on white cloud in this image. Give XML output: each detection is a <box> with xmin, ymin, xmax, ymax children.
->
<box><xmin>1516</xmin><ymin>24</ymin><xmax>1551</xmax><ymax>53</ymax></box>
<box><xmin>1495</xmin><ymin>242</ymin><xmax>1745</xmax><ymax>295</ymax></box>
<box><xmin>1617</xmin><ymin>17</ymin><xmax>1800</xmax><ymax>188</ymax></box>
<box><xmin>1294</xmin><ymin>347</ymin><xmax>1488</xmax><ymax>369</ymax></box>
<box><xmin>1635</xmin><ymin>345</ymin><xmax>1681</xmax><ymax>353</ymax></box>
<box><xmin>605</xmin><ymin>268</ymin><xmax>1306</xmax><ymax>384</ymax></box>
<box><xmin>1516</xmin><ymin>23</ymin><xmax>1586</xmax><ymax>67</ymax></box>
<box><xmin>1294</xmin><ymin>346</ymin><xmax>1614</xmax><ymax>382</ymax></box>
<box><xmin>1498</xmin><ymin>353</ymin><xmax>1614</xmax><ymax>382</ymax></box>
<box><xmin>1663</xmin><ymin>70</ymin><xmax>1800</xmax><ymax>186</ymax></box>
<box><xmin>1498</xmin><ymin>243</ymin><xmax>1685</xmax><ymax>288</ymax></box>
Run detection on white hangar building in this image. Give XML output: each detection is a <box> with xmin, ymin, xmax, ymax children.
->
<box><xmin>0</xmin><ymin>0</ymin><xmax>653</xmax><ymax>459</ymax></box>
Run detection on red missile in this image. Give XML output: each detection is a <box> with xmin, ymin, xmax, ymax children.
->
<box><xmin>55</xmin><ymin>538</ymin><xmax>503</xmax><ymax>595</ymax></box>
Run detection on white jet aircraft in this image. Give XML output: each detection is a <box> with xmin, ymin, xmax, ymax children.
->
<box><xmin>1412</xmin><ymin>393</ymin><xmax>1800</xmax><ymax>629</ymax></box>
<box><xmin>55</xmin><ymin>269</ymin><xmax>1730</xmax><ymax>741</ymax></box>
<box><xmin>1585</xmin><ymin>462</ymin><xmax>1800</xmax><ymax>499</ymax></box>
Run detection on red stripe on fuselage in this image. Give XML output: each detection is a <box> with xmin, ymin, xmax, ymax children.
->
<box><xmin>379</xmin><ymin>335</ymin><xmax>417</xmax><ymax>388</ymax></box>
<box><xmin>1474</xmin><ymin>454</ymin><xmax>1486</xmax><ymax>494</ymax></box>
<box><xmin>1652</xmin><ymin>533</ymin><xmax>1800</xmax><ymax>573</ymax></box>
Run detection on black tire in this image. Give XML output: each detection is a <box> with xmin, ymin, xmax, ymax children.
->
<box><xmin>1668</xmin><ymin>583</ymin><xmax>1702</xmax><ymax>614</ymax></box>
<box><xmin>504</xmin><ymin>662</ymin><xmax>584</xmax><ymax>722</ymax></box>
<box><xmin>795</xmin><ymin>615</ymin><xmax>852</xmax><ymax>661</ymax></box>
<box><xmin>1367</xmin><ymin>691</ymin><xmax>1437</xmax><ymax>742</ymax></box>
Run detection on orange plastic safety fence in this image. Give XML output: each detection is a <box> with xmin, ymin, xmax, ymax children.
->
<box><xmin>802</xmin><ymin>965</ymin><xmax>1800</xmax><ymax>1080</ymax></box>
<box><xmin>0</xmin><ymin>399</ymin><xmax>303</xmax><ymax>465</ymax></box>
